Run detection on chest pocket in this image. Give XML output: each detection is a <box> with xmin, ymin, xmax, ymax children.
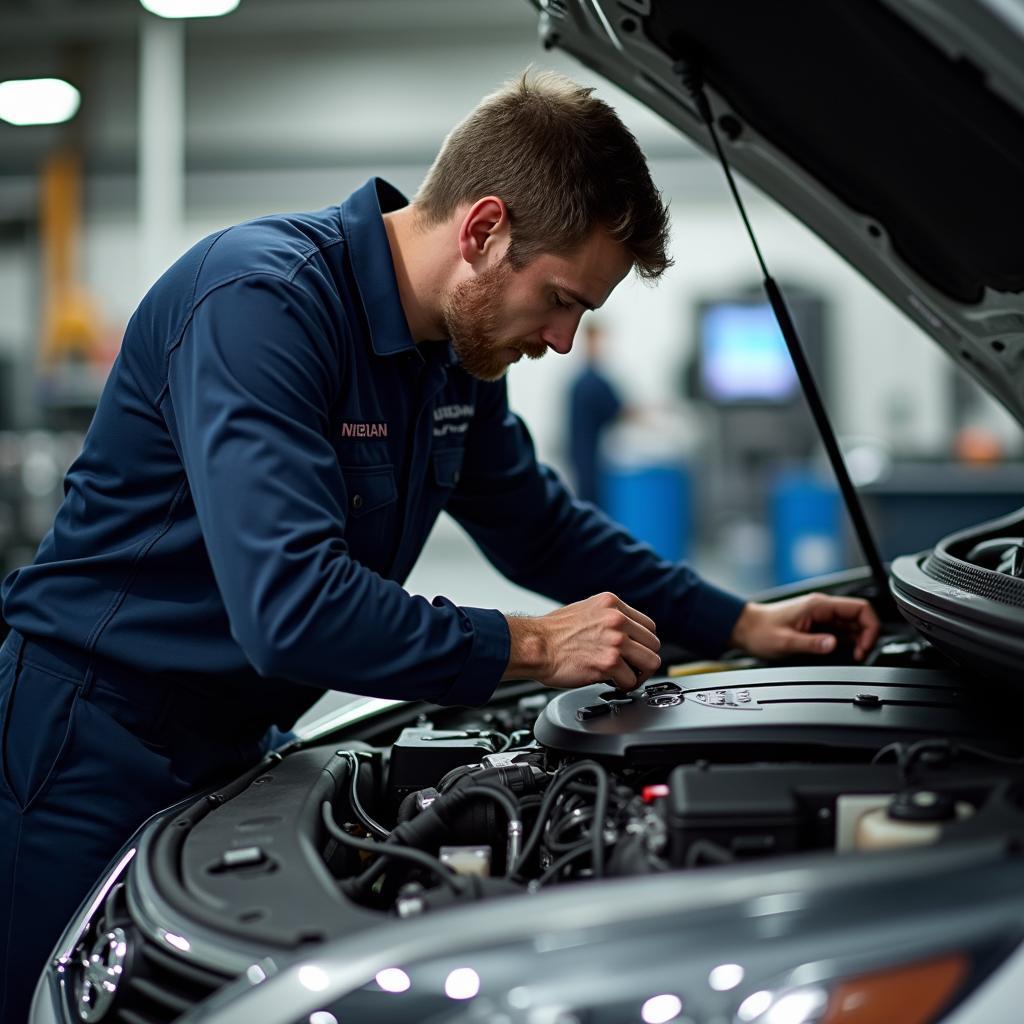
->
<box><xmin>342</xmin><ymin>464</ymin><xmax>398</xmax><ymax>516</ymax></box>
<box><xmin>432</xmin><ymin>447</ymin><xmax>465</xmax><ymax>489</ymax></box>
<box><xmin>340</xmin><ymin>464</ymin><xmax>397</xmax><ymax>571</ymax></box>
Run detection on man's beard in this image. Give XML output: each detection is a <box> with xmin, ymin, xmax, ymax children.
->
<box><xmin>441</xmin><ymin>258</ymin><xmax>547</xmax><ymax>381</ymax></box>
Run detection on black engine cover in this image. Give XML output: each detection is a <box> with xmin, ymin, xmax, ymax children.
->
<box><xmin>534</xmin><ymin>667</ymin><xmax>1012</xmax><ymax>762</ymax></box>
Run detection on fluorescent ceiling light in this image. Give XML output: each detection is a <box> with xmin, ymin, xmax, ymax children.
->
<box><xmin>0</xmin><ymin>78</ymin><xmax>80</xmax><ymax>126</ymax></box>
<box><xmin>139</xmin><ymin>0</ymin><xmax>241</xmax><ymax>18</ymax></box>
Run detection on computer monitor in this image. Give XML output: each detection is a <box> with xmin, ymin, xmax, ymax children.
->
<box><xmin>698</xmin><ymin>299</ymin><xmax>800</xmax><ymax>404</ymax></box>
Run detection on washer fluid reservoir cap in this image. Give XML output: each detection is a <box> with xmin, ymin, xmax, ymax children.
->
<box><xmin>888</xmin><ymin>789</ymin><xmax>958</xmax><ymax>822</ymax></box>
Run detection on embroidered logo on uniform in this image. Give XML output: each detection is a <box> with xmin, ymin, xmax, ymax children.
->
<box><xmin>433</xmin><ymin>403</ymin><xmax>475</xmax><ymax>437</ymax></box>
<box><xmin>341</xmin><ymin>422</ymin><xmax>388</xmax><ymax>439</ymax></box>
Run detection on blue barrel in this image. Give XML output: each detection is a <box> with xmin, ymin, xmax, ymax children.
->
<box><xmin>600</xmin><ymin>462</ymin><xmax>691</xmax><ymax>562</ymax></box>
<box><xmin>771</xmin><ymin>470</ymin><xmax>842</xmax><ymax>584</ymax></box>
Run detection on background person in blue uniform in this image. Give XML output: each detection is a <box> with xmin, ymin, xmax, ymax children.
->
<box><xmin>569</xmin><ymin>319</ymin><xmax>624</xmax><ymax>507</ymax></box>
<box><xmin>0</xmin><ymin>71</ymin><xmax>879</xmax><ymax>1020</ymax></box>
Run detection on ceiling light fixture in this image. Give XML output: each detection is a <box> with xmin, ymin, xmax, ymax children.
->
<box><xmin>0</xmin><ymin>78</ymin><xmax>80</xmax><ymax>126</ymax></box>
<box><xmin>139</xmin><ymin>0</ymin><xmax>241</xmax><ymax>18</ymax></box>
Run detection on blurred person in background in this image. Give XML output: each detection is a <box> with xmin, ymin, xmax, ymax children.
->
<box><xmin>0</xmin><ymin>71</ymin><xmax>879</xmax><ymax>1019</ymax></box>
<box><xmin>568</xmin><ymin>318</ymin><xmax>625</xmax><ymax>508</ymax></box>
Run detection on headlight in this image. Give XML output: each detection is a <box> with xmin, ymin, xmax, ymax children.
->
<box><xmin>736</xmin><ymin>953</ymin><xmax>968</xmax><ymax>1024</ymax></box>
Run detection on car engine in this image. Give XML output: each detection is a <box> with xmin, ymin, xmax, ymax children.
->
<box><xmin>157</xmin><ymin>630</ymin><xmax>1024</xmax><ymax>949</ymax></box>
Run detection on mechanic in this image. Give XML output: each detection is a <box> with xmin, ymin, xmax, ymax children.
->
<box><xmin>0</xmin><ymin>71</ymin><xmax>879</xmax><ymax>1020</ymax></box>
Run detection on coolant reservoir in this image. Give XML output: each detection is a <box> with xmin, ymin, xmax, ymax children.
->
<box><xmin>855</xmin><ymin>790</ymin><xmax>973</xmax><ymax>851</ymax></box>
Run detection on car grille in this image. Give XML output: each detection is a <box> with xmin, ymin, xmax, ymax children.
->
<box><xmin>68</xmin><ymin>880</ymin><xmax>233</xmax><ymax>1023</ymax></box>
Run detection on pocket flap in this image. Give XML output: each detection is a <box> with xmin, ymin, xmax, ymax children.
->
<box><xmin>341</xmin><ymin>465</ymin><xmax>397</xmax><ymax>517</ymax></box>
<box><xmin>432</xmin><ymin>448</ymin><xmax>465</xmax><ymax>488</ymax></box>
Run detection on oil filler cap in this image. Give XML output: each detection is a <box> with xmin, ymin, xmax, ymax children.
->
<box><xmin>647</xmin><ymin>693</ymin><xmax>683</xmax><ymax>708</ymax></box>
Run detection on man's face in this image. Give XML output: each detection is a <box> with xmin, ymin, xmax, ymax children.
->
<box><xmin>442</xmin><ymin>230</ymin><xmax>632</xmax><ymax>382</ymax></box>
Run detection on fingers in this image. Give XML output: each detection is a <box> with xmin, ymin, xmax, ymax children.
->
<box><xmin>620</xmin><ymin>612</ymin><xmax>661</xmax><ymax>655</ymax></box>
<box><xmin>605</xmin><ymin>659</ymin><xmax>641</xmax><ymax>691</ymax></box>
<box><xmin>806</xmin><ymin>593</ymin><xmax>872</xmax><ymax>623</ymax></box>
<box><xmin>620</xmin><ymin>637</ymin><xmax>662</xmax><ymax>680</ymax></box>
<box><xmin>605</xmin><ymin>593</ymin><xmax>656</xmax><ymax>634</ymax></box>
<box><xmin>780</xmin><ymin>628</ymin><xmax>837</xmax><ymax>657</ymax></box>
<box><xmin>605</xmin><ymin>654</ymin><xmax>659</xmax><ymax>691</ymax></box>
<box><xmin>853</xmin><ymin>605</ymin><xmax>881</xmax><ymax>661</ymax></box>
<box><xmin>804</xmin><ymin>593</ymin><xmax>881</xmax><ymax>661</ymax></box>
<box><xmin>594</xmin><ymin>594</ymin><xmax>660</xmax><ymax>686</ymax></box>
<box><xmin>601</xmin><ymin>616</ymin><xmax>661</xmax><ymax>690</ymax></box>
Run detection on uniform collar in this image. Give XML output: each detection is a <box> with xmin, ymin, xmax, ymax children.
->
<box><xmin>340</xmin><ymin>177</ymin><xmax>417</xmax><ymax>357</ymax></box>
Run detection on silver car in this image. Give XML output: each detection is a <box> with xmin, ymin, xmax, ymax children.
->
<box><xmin>31</xmin><ymin>2</ymin><xmax>1024</xmax><ymax>1022</ymax></box>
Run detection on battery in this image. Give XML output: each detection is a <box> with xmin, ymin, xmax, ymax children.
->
<box><xmin>387</xmin><ymin>728</ymin><xmax>498</xmax><ymax>801</ymax></box>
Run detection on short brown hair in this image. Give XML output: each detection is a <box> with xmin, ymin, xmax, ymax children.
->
<box><xmin>414</xmin><ymin>70</ymin><xmax>672</xmax><ymax>281</ymax></box>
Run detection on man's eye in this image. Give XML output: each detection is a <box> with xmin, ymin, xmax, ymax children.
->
<box><xmin>552</xmin><ymin>293</ymin><xmax>570</xmax><ymax>310</ymax></box>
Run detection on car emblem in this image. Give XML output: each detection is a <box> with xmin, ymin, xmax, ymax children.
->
<box><xmin>76</xmin><ymin>926</ymin><xmax>128</xmax><ymax>1022</ymax></box>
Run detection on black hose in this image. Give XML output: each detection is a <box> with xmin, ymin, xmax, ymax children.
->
<box><xmin>537</xmin><ymin>843</ymin><xmax>592</xmax><ymax>886</ymax></box>
<box><xmin>343</xmin><ymin>751</ymin><xmax>390</xmax><ymax>840</ymax></box>
<box><xmin>460</xmin><ymin>783</ymin><xmax>523</xmax><ymax>870</ymax></box>
<box><xmin>872</xmin><ymin>738</ymin><xmax>1024</xmax><ymax>787</ymax></box>
<box><xmin>321</xmin><ymin>801</ymin><xmax>463</xmax><ymax>896</ymax></box>
<box><xmin>341</xmin><ymin>782</ymin><xmax>523</xmax><ymax>894</ymax></box>
<box><xmin>437</xmin><ymin>764</ymin><xmax>480</xmax><ymax>793</ymax></box>
<box><xmin>479</xmin><ymin>730</ymin><xmax>512</xmax><ymax>753</ymax></box>
<box><xmin>590</xmin><ymin>766</ymin><xmax>609</xmax><ymax>878</ymax></box>
<box><xmin>512</xmin><ymin>760</ymin><xmax>609</xmax><ymax>879</ymax></box>
<box><xmin>871</xmin><ymin>741</ymin><xmax>906</xmax><ymax>766</ymax></box>
<box><xmin>547</xmin><ymin>806</ymin><xmax>595</xmax><ymax>853</ymax></box>
<box><xmin>460</xmin><ymin>784</ymin><xmax>520</xmax><ymax>825</ymax></box>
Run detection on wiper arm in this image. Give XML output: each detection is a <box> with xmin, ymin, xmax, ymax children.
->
<box><xmin>676</xmin><ymin>56</ymin><xmax>897</xmax><ymax>617</ymax></box>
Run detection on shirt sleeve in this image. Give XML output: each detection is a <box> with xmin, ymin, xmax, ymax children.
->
<box><xmin>446</xmin><ymin>378</ymin><xmax>747</xmax><ymax>657</ymax></box>
<box><xmin>163</xmin><ymin>272</ymin><xmax>508</xmax><ymax>706</ymax></box>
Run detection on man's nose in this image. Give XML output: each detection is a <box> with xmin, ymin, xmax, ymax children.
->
<box><xmin>541</xmin><ymin>320</ymin><xmax>579</xmax><ymax>355</ymax></box>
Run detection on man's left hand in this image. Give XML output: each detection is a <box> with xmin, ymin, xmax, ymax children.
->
<box><xmin>729</xmin><ymin>593</ymin><xmax>880</xmax><ymax>662</ymax></box>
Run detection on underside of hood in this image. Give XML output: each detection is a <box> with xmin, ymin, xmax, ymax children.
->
<box><xmin>533</xmin><ymin>0</ymin><xmax>1024</xmax><ymax>425</ymax></box>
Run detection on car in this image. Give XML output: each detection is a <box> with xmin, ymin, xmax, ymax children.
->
<box><xmin>30</xmin><ymin>1</ymin><xmax>1024</xmax><ymax>1022</ymax></box>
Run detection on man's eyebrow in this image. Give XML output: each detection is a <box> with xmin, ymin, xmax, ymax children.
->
<box><xmin>557</xmin><ymin>285</ymin><xmax>597</xmax><ymax>311</ymax></box>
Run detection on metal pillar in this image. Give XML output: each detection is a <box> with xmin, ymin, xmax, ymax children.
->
<box><xmin>138</xmin><ymin>14</ymin><xmax>185</xmax><ymax>290</ymax></box>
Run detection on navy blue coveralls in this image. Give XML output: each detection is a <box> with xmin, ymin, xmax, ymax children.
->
<box><xmin>0</xmin><ymin>178</ymin><xmax>746</xmax><ymax>1019</ymax></box>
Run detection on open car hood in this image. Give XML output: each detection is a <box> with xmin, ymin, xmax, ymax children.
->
<box><xmin>530</xmin><ymin>0</ymin><xmax>1024</xmax><ymax>426</ymax></box>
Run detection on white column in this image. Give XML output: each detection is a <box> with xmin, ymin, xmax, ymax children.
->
<box><xmin>138</xmin><ymin>14</ymin><xmax>185</xmax><ymax>290</ymax></box>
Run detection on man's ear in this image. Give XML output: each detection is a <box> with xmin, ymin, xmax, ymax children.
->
<box><xmin>457</xmin><ymin>196</ymin><xmax>510</xmax><ymax>269</ymax></box>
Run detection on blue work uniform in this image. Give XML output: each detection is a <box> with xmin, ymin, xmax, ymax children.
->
<box><xmin>569</xmin><ymin>363</ymin><xmax>623</xmax><ymax>506</ymax></box>
<box><xmin>0</xmin><ymin>178</ymin><xmax>746</xmax><ymax>1019</ymax></box>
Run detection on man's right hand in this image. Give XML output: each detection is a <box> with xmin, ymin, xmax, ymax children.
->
<box><xmin>502</xmin><ymin>592</ymin><xmax>661</xmax><ymax>691</ymax></box>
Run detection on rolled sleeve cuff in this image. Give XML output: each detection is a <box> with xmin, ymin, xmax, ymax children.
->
<box><xmin>439</xmin><ymin>605</ymin><xmax>511</xmax><ymax>707</ymax></box>
<box><xmin>678</xmin><ymin>581</ymin><xmax>748</xmax><ymax>657</ymax></box>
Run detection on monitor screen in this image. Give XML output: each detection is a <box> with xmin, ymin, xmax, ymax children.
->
<box><xmin>699</xmin><ymin>302</ymin><xmax>799</xmax><ymax>403</ymax></box>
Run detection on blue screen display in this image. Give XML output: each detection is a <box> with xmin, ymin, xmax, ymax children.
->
<box><xmin>700</xmin><ymin>302</ymin><xmax>798</xmax><ymax>402</ymax></box>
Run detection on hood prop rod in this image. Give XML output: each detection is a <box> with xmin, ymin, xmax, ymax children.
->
<box><xmin>675</xmin><ymin>57</ymin><xmax>896</xmax><ymax>617</ymax></box>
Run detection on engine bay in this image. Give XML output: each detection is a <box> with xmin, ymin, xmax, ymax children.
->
<box><xmin>152</xmin><ymin>625</ymin><xmax>1024</xmax><ymax>954</ymax></box>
